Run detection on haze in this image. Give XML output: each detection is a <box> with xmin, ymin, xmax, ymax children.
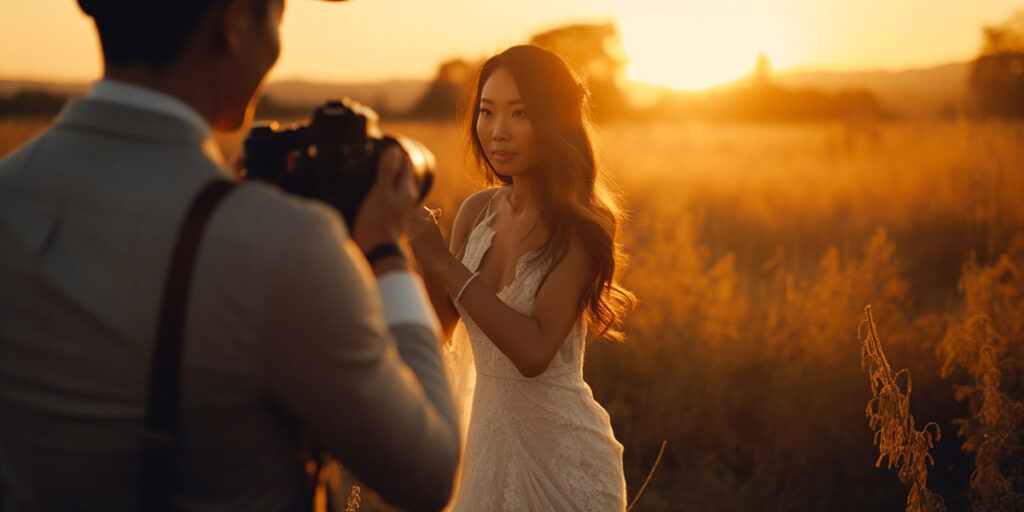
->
<box><xmin>0</xmin><ymin>0</ymin><xmax>1020</xmax><ymax>90</ymax></box>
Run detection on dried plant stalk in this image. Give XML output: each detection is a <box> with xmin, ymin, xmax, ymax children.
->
<box><xmin>345</xmin><ymin>485</ymin><xmax>361</xmax><ymax>512</ymax></box>
<box><xmin>938</xmin><ymin>252</ymin><xmax>1024</xmax><ymax>512</ymax></box>
<box><xmin>860</xmin><ymin>305</ymin><xmax>945</xmax><ymax>512</ymax></box>
<box><xmin>627</xmin><ymin>440</ymin><xmax>667</xmax><ymax>512</ymax></box>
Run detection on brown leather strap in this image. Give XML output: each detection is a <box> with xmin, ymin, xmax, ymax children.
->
<box><xmin>139</xmin><ymin>179</ymin><xmax>236</xmax><ymax>512</ymax></box>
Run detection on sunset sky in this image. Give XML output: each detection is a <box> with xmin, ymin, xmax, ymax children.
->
<box><xmin>1</xmin><ymin>0</ymin><xmax>1021</xmax><ymax>90</ymax></box>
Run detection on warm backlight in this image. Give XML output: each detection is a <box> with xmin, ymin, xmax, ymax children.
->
<box><xmin>612</xmin><ymin>2</ymin><xmax>796</xmax><ymax>90</ymax></box>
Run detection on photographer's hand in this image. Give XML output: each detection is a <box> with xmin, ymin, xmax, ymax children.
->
<box><xmin>353</xmin><ymin>145</ymin><xmax>419</xmax><ymax>275</ymax></box>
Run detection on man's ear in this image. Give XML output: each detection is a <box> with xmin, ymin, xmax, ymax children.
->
<box><xmin>218</xmin><ymin>0</ymin><xmax>251</xmax><ymax>55</ymax></box>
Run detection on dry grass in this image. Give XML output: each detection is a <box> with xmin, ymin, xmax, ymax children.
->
<box><xmin>861</xmin><ymin>305</ymin><xmax>945</xmax><ymax>512</ymax></box>
<box><xmin>938</xmin><ymin>238</ymin><xmax>1024</xmax><ymax>512</ymax></box>
<box><xmin>627</xmin><ymin>440</ymin><xmax>667</xmax><ymax>512</ymax></box>
<box><xmin>345</xmin><ymin>485</ymin><xmax>362</xmax><ymax>512</ymax></box>
<box><xmin>3</xmin><ymin>117</ymin><xmax>1024</xmax><ymax>511</ymax></box>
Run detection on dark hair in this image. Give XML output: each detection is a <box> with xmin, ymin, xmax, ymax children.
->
<box><xmin>462</xmin><ymin>45</ymin><xmax>636</xmax><ymax>341</ymax></box>
<box><xmin>77</xmin><ymin>0</ymin><xmax>269</xmax><ymax>69</ymax></box>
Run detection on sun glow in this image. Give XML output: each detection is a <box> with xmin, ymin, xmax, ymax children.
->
<box><xmin>611</xmin><ymin>2</ymin><xmax>798</xmax><ymax>91</ymax></box>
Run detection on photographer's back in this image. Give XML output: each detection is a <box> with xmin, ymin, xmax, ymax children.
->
<box><xmin>0</xmin><ymin>96</ymin><xmax>376</xmax><ymax>510</ymax></box>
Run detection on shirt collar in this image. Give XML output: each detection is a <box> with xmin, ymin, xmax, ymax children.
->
<box><xmin>87</xmin><ymin>79</ymin><xmax>211</xmax><ymax>139</ymax></box>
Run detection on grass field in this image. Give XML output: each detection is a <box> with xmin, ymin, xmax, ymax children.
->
<box><xmin>3</xmin><ymin>116</ymin><xmax>1022</xmax><ymax>511</ymax></box>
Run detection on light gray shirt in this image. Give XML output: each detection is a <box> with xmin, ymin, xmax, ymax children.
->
<box><xmin>0</xmin><ymin>84</ymin><xmax>458</xmax><ymax>511</ymax></box>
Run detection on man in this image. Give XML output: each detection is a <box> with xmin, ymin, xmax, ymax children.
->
<box><xmin>0</xmin><ymin>0</ymin><xmax>458</xmax><ymax>510</ymax></box>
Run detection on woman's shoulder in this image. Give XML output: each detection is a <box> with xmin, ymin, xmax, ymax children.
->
<box><xmin>460</xmin><ymin>186</ymin><xmax>504</xmax><ymax>215</ymax></box>
<box><xmin>453</xmin><ymin>187</ymin><xmax>503</xmax><ymax>228</ymax></box>
<box><xmin>450</xmin><ymin>186</ymin><xmax>505</xmax><ymax>256</ymax></box>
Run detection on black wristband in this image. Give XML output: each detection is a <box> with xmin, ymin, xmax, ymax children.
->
<box><xmin>364</xmin><ymin>242</ymin><xmax>405</xmax><ymax>265</ymax></box>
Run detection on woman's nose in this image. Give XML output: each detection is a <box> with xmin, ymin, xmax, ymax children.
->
<box><xmin>492</xmin><ymin>116</ymin><xmax>510</xmax><ymax>141</ymax></box>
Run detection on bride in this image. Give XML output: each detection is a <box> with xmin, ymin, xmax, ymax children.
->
<box><xmin>409</xmin><ymin>45</ymin><xmax>636</xmax><ymax>511</ymax></box>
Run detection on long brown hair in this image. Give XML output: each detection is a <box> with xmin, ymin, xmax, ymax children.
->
<box><xmin>461</xmin><ymin>45</ymin><xmax>636</xmax><ymax>341</ymax></box>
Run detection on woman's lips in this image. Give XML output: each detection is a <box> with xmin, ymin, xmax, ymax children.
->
<box><xmin>491</xmin><ymin>150</ymin><xmax>517</xmax><ymax>163</ymax></box>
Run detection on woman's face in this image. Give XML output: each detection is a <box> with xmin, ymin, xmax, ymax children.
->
<box><xmin>476</xmin><ymin>66</ymin><xmax>539</xmax><ymax>178</ymax></box>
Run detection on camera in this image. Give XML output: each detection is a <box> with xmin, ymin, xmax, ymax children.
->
<box><xmin>241</xmin><ymin>98</ymin><xmax>434</xmax><ymax>227</ymax></box>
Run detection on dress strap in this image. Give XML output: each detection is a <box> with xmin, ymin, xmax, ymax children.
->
<box><xmin>471</xmin><ymin>187</ymin><xmax>502</xmax><ymax>229</ymax></box>
<box><xmin>455</xmin><ymin>187</ymin><xmax>503</xmax><ymax>262</ymax></box>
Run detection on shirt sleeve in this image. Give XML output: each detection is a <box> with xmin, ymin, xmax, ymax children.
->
<box><xmin>261</xmin><ymin>207</ymin><xmax>458</xmax><ymax>512</ymax></box>
<box><xmin>377</xmin><ymin>271</ymin><xmax>442</xmax><ymax>335</ymax></box>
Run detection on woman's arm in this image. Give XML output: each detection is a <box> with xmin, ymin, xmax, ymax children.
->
<box><xmin>418</xmin><ymin>231</ymin><xmax>594</xmax><ymax>378</ymax></box>
<box><xmin>414</xmin><ymin>188</ymin><xmax>501</xmax><ymax>340</ymax></box>
<box><xmin>419</xmin><ymin>266</ymin><xmax>459</xmax><ymax>340</ymax></box>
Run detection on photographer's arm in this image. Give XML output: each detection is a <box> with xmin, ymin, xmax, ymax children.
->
<box><xmin>263</xmin><ymin>209</ymin><xmax>458</xmax><ymax>512</ymax></box>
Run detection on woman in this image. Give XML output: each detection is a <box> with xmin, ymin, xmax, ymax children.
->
<box><xmin>409</xmin><ymin>45</ymin><xmax>635</xmax><ymax>511</ymax></box>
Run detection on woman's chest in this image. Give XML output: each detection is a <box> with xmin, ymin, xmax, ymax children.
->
<box><xmin>477</xmin><ymin>214</ymin><xmax>545</xmax><ymax>293</ymax></box>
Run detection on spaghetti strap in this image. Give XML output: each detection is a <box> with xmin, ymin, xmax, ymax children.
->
<box><xmin>456</xmin><ymin>188</ymin><xmax>503</xmax><ymax>261</ymax></box>
<box><xmin>471</xmin><ymin>187</ymin><xmax>502</xmax><ymax>229</ymax></box>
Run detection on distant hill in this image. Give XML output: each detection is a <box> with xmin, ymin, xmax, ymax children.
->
<box><xmin>261</xmin><ymin>79</ymin><xmax>429</xmax><ymax>116</ymax></box>
<box><xmin>773</xmin><ymin>62</ymin><xmax>970</xmax><ymax>117</ymax></box>
<box><xmin>0</xmin><ymin>80</ymin><xmax>89</xmax><ymax>98</ymax></box>
<box><xmin>620</xmin><ymin>61</ymin><xmax>970</xmax><ymax>118</ymax></box>
<box><xmin>0</xmin><ymin>78</ymin><xmax>430</xmax><ymax>119</ymax></box>
<box><xmin>0</xmin><ymin>61</ymin><xmax>972</xmax><ymax>119</ymax></box>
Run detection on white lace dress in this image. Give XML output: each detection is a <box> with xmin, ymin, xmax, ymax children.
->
<box><xmin>445</xmin><ymin>209</ymin><xmax>627</xmax><ymax>512</ymax></box>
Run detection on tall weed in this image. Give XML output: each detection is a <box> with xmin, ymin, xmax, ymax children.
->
<box><xmin>939</xmin><ymin>236</ymin><xmax>1024</xmax><ymax>511</ymax></box>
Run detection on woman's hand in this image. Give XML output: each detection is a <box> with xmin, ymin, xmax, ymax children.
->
<box><xmin>408</xmin><ymin>206</ymin><xmax>451</xmax><ymax>272</ymax></box>
<box><xmin>409</xmin><ymin>206</ymin><xmax>464</xmax><ymax>340</ymax></box>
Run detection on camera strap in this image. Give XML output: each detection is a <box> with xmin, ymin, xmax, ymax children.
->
<box><xmin>139</xmin><ymin>179</ymin><xmax>236</xmax><ymax>512</ymax></box>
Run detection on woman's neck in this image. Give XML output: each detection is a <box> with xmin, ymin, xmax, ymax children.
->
<box><xmin>508</xmin><ymin>176</ymin><xmax>538</xmax><ymax>215</ymax></box>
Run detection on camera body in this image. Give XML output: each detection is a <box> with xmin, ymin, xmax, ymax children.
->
<box><xmin>242</xmin><ymin>98</ymin><xmax>434</xmax><ymax>227</ymax></box>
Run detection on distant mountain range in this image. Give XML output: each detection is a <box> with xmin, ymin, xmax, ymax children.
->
<box><xmin>0</xmin><ymin>81</ymin><xmax>90</xmax><ymax>97</ymax></box>
<box><xmin>0</xmin><ymin>79</ymin><xmax>430</xmax><ymax>116</ymax></box>
<box><xmin>625</xmin><ymin>61</ymin><xmax>970</xmax><ymax>118</ymax></box>
<box><xmin>773</xmin><ymin>62</ymin><xmax>970</xmax><ymax>117</ymax></box>
<box><xmin>261</xmin><ymin>79</ymin><xmax>430</xmax><ymax>114</ymax></box>
<box><xmin>0</xmin><ymin>60</ymin><xmax>973</xmax><ymax>118</ymax></box>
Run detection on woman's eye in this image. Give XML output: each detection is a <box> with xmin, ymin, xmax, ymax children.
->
<box><xmin>513</xmin><ymin>110</ymin><xmax>528</xmax><ymax>119</ymax></box>
<box><xmin>479</xmin><ymin>108</ymin><xmax>492</xmax><ymax>117</ymax></box>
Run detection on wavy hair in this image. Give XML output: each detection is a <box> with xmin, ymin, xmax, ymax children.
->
<box><xmin>460</xmin><ymin>45</ymin><xmax>636</xmax><ymax>341</ymax></box>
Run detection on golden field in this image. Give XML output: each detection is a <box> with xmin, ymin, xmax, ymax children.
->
<box><xmin>3</xmin><ymin>117</ymin><xmax>1022</xmax><ymax>511</ymax></box>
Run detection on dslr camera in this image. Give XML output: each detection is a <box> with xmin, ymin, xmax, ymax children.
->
<box><xmin>242</xmin><ymin>98</ymin><xmax>434</xmax><ymax>227</ymax></box>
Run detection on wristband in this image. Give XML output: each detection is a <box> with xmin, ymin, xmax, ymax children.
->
<box><xmin>456</xmin><ymin>271</ymin><xmax>481</xmax><ymax>304</ymax></box>
<box><xmin>364</xmin><ymin>242</ymin><xmax>405</xmax><ymax>265</ymax></box>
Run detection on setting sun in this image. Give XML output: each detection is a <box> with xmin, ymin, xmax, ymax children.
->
<box><xmin>611</xmin><ymin>2</ymin><xmax>799</xmax><ymax>90</ymax></box>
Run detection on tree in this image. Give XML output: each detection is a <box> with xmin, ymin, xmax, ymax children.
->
<box><xmin>408</xmin><ymin>58</ymin><xmax>475</xmax><ymax>119</ymax></box>
<box><xmin>407</xmin><ymin>22</ymin><xmax>632</xmax><ymax>121</ymax></box>
<box><xmin>529</xmin><ymin>22</ymin><xmax>630</xmax><ymax>120</ymax></box>
<box><xmin>969</xmin><ymin>10</ymin><xmax>1024</xmax><ymax>117</ymax></box>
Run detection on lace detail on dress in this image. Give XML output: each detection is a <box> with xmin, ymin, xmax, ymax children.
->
<box><xmin>458</xmin><ymin>209</ymin><xmax>585</xmax><ymax>379</ymax></box>
<box><xmin>446</xmin><ymin>199</ymin><xmax>626</xmax><ymax>512</ymax></box>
